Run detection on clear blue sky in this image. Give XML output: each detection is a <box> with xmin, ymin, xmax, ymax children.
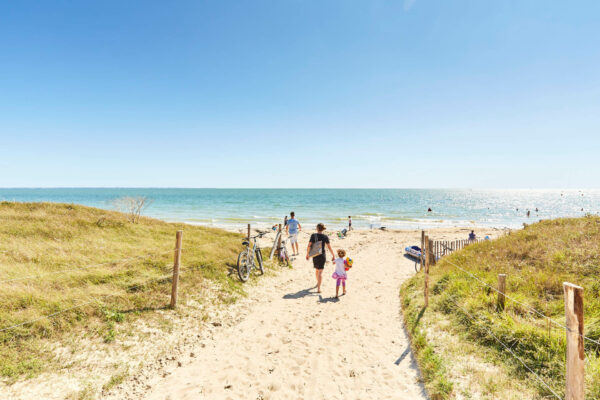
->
<box><xmin>1</xmin><ymin>1</ymin><xmax>599</xmax><ymax>188</ymax></box>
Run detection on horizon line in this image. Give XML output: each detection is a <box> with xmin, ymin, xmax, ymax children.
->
<box><xmin>0</xmin><ymin>187</ymin><xmax>598</xmax><ymax>190</ymax></box>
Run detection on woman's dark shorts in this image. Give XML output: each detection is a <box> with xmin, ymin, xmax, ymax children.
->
<box><xmin>312</xmin><ymin>254</ymin><xmax>326</xmax><ymax>269</ymax></box>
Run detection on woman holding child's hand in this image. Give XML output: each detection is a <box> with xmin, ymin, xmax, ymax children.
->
<box><xmin>306</xmin><ymin>223</ymin><xmax>335</xmax><ymax>293</ymax></box>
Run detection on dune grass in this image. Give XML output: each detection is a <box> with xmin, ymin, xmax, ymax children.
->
<box><xmin>0</xmin><ymin>202</ymin><xmax>267</xmax><ymax>381</ymax></box>
<box><xmin>401</xmin><ymin>216</ymin><xmax>600</xmax><ymax>399</ymax></box>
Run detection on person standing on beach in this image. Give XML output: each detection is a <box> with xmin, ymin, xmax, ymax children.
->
<box><xmin>307</xmin><ymin>223</ymin><xmax>336</xmax><ymax>293</ymax></box>
<box><xmin>348</xmin><ymin>216</ymin><xmax>352</xmax><ymax>230</ymax></box>
<box><xmin>286</xmin><ymin>212</ymin><xmax>301</xmax><ymax>256</ymax></box>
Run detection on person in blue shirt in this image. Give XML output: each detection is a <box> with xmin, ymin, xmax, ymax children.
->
<box><xmin>286</xmin><ymin>211</ymin><xmax>302</xmax><ymax>256</ymax></box>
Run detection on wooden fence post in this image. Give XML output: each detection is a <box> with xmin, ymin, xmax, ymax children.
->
<box><xmin>424</xmin><ymin>235</ymin><xmax>430</xmax><ymax>307</ymax></box>
<box><xmin>247</xmin><ymin>224</ymin><xmax>251</xmax><ymax>242</ymax></box>
<box><xmin>497</xmin><ymin>274</ymin><xmax>506</xmax><ymax>311</ymax></box>
<box><xmin>564</xmin><ymin>282</ymin><xmax>584</xmax><ymax>400</ymax></box>
<box><xmin>170</xmin><ymin>230</ymin><xmax>183</xmax><ymax>309</ymax></box>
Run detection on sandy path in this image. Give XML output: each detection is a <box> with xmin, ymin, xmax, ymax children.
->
<box><xmin>144</xmin><ymin>230</ymin><xmax>428</xmax><ymax>400</ymax></box>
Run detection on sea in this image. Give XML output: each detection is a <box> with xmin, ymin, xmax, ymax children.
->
<box><xmin>0</xmin><ymin>188</ymin><xmax>597</xmax><ymax>231</ymax></box>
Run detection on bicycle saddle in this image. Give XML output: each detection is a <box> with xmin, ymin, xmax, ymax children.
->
<box><xmin>242</xmin><ymin>240</ymin><xmax>249</xmax><ymax>246</ymax></box>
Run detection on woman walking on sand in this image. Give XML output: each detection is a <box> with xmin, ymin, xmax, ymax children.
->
<box><xmin>306</xmin><ymin>223</ymin><xmax>336</xmax><ymax>293</ymax></box>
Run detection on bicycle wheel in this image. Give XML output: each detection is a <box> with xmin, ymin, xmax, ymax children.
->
<box><xmin>255</xmin><ymin>248</ymin><xmax>264</xmax><ymax>275</ymax></box>
<box><xmin>237</xmin><ymin>250</ymin><xmax>250</xmax><ymax>282</ymax></box>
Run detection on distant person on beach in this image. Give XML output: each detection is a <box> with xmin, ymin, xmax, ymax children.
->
<box><xmin>527</xmin><ymin>210</ymin><xmax>531</xmax><ymax>218</ymax></box>
<box><xmin>427</xmin><ymin>208</ymin><xmax>432</xmax><ymax>212</ymax></box>
<box><xmin>468</xmin><ymin>230</ymin><xmax>476</xmax><ymax>241</ymax></box>
<box><xmin>307</xmin><ymin>223</ymin><xmax>335</xmax><ymax>293</ymax></box>
<box><xmin>348</xmin><ymin>216</ymin><xmax>352</xmax><ymax>230</ymax></box>
<box><xmin>286</xmin><ymin>212</ymin><xmax>301</xmax><ymax>256</ymax></box>
<box><xmin>332</xmin><ymin>249</ymin><xmax>349</xmax><ymax>298</ymax></box>
<box><xmin>284</xmin><ymin>215</ymin><xmax>288</xmax><ymax>226</ymax></box>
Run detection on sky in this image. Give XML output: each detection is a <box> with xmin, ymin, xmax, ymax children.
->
<box><xmin>0</xmin><ymin>0</ymin><xmax>599</xmax><ymax>188</ymax></box>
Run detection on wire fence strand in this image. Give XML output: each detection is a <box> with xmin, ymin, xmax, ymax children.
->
<box><xmin>0</xmin><ymin>273</ymin><xmax>175</xmax><ymax>334</ymax></box>
<box><xmin>448</xmin><ymin>296</ymin><xmax>562</xmax><ymax>400</ymax></box>
<box><xmin>0</xmin><ymin>249</ymin><xmax>175</xmax><ymax>284</ymax></box>
<box><xmin>436</xmin><ymin>241</ymin><xmax>600</xmax><ymax>347</ymax></box>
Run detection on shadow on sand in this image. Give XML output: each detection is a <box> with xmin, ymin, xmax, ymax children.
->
<box><xmin>403</xmin><ymin>254</ymin><xmax>422</xmax><ymax>263</ymax></box>
<box><xmin>395</xmin><ymin>346</ymin><xmax>411</xmax><ymax>365</ymax></box>
<box><xmin>283</xmin><ymin>287</ymin><xmax>318</xmax><ymax>299</ymax></box>
<box><xmin>318</xmin><ymin>295</ymin><xmax>340</xmax><ymax>303</ymax></box>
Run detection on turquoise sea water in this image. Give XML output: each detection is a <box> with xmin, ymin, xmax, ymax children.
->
<box><xmin>0</xmin><ymin>189</ymin><xmax>598</xmax><ymax>230</ymax></box>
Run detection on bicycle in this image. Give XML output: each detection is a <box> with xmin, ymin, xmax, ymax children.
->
<box><xmin>237</xmin><ymin>231</ymin><xmax>268</xmax><ymax>282</ymax></box>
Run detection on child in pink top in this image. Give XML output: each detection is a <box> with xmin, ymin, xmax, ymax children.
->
<box><xmin>332</xmin><ymin>249</ymin><xmax>350</xmax><ymax>298</ymax></box>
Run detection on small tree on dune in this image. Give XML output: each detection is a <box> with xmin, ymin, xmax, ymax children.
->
<box><xmin>112</xmin><ymin>196</ymin><xmax>152</xmax><ymax>223</ymax></box>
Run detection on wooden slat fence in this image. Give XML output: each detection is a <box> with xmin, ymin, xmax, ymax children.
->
<box><xmin>430</xmin><ymin>238</ymin><xmax>485</xmax><ymax>261</ymax></box>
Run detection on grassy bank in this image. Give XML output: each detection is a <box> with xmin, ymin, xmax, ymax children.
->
<box><xmin>401</xmin><ymin>216</ymin><xmax>600</xmax><ymax>399</ymax></box>
<box><xmin>0</xmin><ymin>202</ymin><xmax>268</xmax><ymax>382</ymax></box>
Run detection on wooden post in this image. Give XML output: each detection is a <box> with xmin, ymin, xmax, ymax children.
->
<box><xmin>247</xmin><ymin>224</ymin><xmax>251</xmax><ymax>242</ymax></box>
<box><xmin>424</xmin><ymin>236</ymin><xmax>429</xmax><ymax>307</ymax></box>
<box><xmin>170</xmin><ymin>230</ymin><xmax>183</xmax><ymax>309</ymax></box>
<box><xmin>497</xmin><ymin>274</ymin><xmax>506</xmax><ymax>311</ymax></box>
<box><xmin>277</xmin><ymin>224</ymin><xmax>282</xmax><ymax>256</ymax></box>
<box><xmin>564</xmin><ymin>282</ymin><xmax>584</xmax><ymax>400</ymax></box>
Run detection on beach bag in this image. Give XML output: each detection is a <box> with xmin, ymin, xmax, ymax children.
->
<box><xmin>308</xmin><ymin>233</ymin><xmax>323</xmax><ymax>258</ymax></box>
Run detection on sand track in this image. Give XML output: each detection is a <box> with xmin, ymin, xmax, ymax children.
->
<box><xmin>143</xmin><ymin>230</ymin><xmax>427</xmax><ymax>400</ymax></box>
